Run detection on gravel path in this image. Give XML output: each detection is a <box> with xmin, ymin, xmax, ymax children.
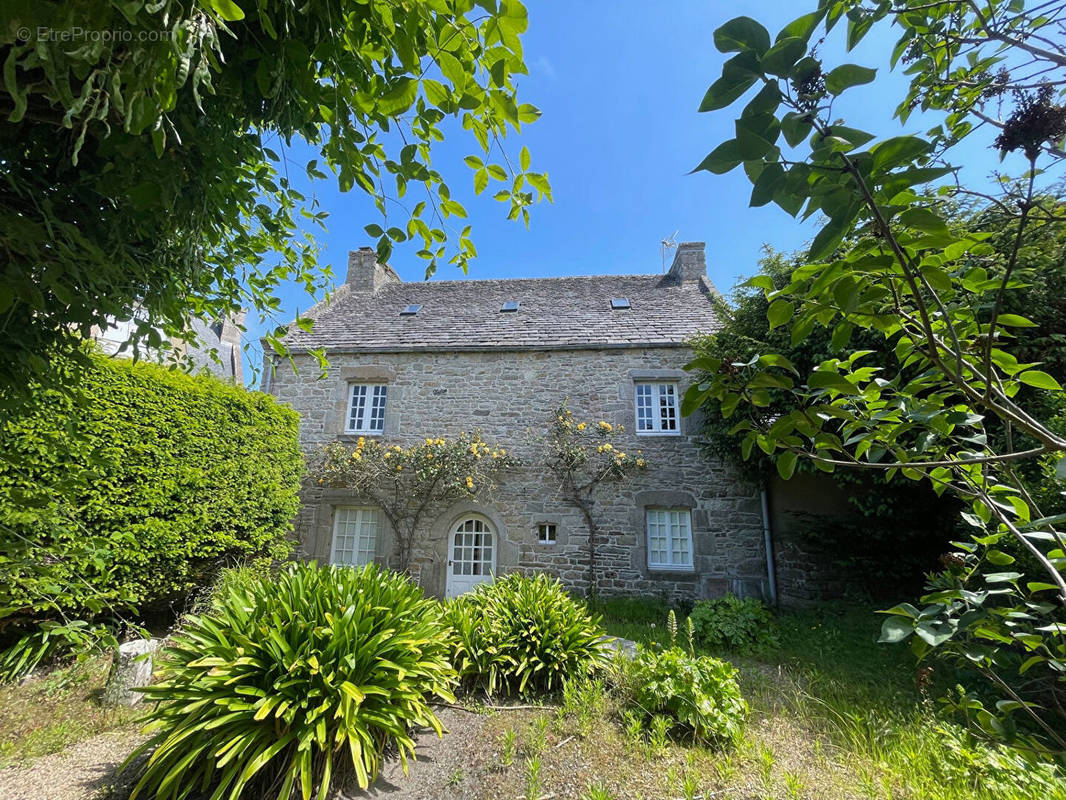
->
<box><xmin>0</xmin><ymin>727</ymin><xmax>147</xmax><ymax>800</ymax></box>
<box><xmin>0</xmin><ymin>707</ymin><xmax>491</xmax><ymax>800</ymax></box>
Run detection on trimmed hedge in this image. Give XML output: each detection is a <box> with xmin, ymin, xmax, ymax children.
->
<box><xmin>0</xmin><ymin>351</ymin><xmax>302</xmax><ymax>627</ymax></box>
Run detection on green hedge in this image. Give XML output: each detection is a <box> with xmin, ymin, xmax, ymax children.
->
<box><xmin>0</xmin><ymin>352</ymin><xmax>302</xmax><ymax>627</ymax></box>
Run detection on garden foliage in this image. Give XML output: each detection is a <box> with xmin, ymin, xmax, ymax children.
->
<box><xmin>685</xmin><ymin>2</ymin><xmax>1066</xmax><ymax>750</ymax></box>
<box><xmin>1</xmin><ymin>0</ymin><xmax>548</xmax><ymax>390</ymax></box>
<box><xmin>312</xmin><ymin>433</ymin><xmax>517</xmax><ymax>569</ymax></box>
<box><xmin>0</xmin><ymin>351</ymin><xmax>302</xmax><ymax>632</ymax></box>
<box><xmin>129</xmin><ymin>562</ymin><xmax>456</xmax><ymax>799</ymax></box>
<box><xmin>544</xmin><ymin>402</ymin><xmax>648</xmax><ymax>594</ymax></box>
<box><xmin>689</xmin><ymin>594</ymin><xmax>778</xmax><ymax>651</ymax></box>
<box><xmin>618</xmin><ymin>644</ymin><xmax>748</xmax><ymax>745</ymax></box>
<box><xmin>445</xmin><ymin>572</ymin><xmax>611</xmax><ymax>697</ymax></box>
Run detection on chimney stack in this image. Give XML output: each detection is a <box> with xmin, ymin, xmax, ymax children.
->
<box><xmin>346</xmin><ymin>247</ymin><xmax>401</xmax><ymax>292</ymax></box>
<box><xmin>667</xmin><ymin>242</ymin><xmax>707</xmax><ymax>284</ymax></box>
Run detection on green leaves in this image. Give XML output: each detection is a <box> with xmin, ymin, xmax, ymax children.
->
<box><xmin>808</xmin><ymin>370</ymin><xmax>860</xmax><ymax>395</ymax></box>
<box><xmin>445</xmin><ymin>573</ymin><xmax>609</xmax><ymax>698</ymax></box>
<box><xmin>767</xmin><ymin>299</ymin><xmax>794</xmax><ymax>329</ymax></box>
<box><xmin>2</xmin><ymin>0</ymin><xmax>547</xmax><ymax>388</ymax></box>
<box><xmin>0</xmin><ymin>352</ymin><xmax>302</xmax><ymax>630</ymax></box>
<box><xmin>1017</xmin><ymin>370</ymin><xmax>1063</xmax><ymax>391</ymax></box>
<box><xmin>205</xmin><ymin>0</ymin><xmax>245</xmax><ymax>21</ymax></box>
<box><xmin>626</xmin><ymin>644</ymin><xmax>748</xmax><ymax>744</ymax></box>
<box><xmin>824</xmin><ymin>64</ymin><xmax>876</xmax><ymax>95</ymax></box>
<box><xmin>761</xmin><ymin>37</ymin><xmax>807</xmax><ymax>77</ymax></box>
<box><xmin>713</xmin><ymin>17</ymin><xmax>771</xmax><ymax>56</ymax></box>
<box><xmin>776</xmin><ymin>450</ymin><xmax>798</xmax><ymax>480</ymax></box>
<box><xmin>871</xmin><ymin>135</ymin><xmax>932</xmax><ymax>171</ymax></box>
<box><xmin>131</xmin><ymin>563</ymin><xmax>458</xmax><ymax>798</ymax></box>
<box><xmin>699</xmin><ymin>53</ymin><xmax>761</xmax><ymax>112</ymax></box>
<box><xmin>692</xmin><ymin>140</ymin><xmax>744</xmax><ymax>174</ymax></box>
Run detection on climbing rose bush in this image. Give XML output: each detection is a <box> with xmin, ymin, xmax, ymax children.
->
<box><xmin>310</xmin><ymin>432</ymin><xmax>518</xmax><ymax>568</ymax></box>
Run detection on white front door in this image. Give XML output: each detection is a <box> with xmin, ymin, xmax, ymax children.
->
<box><xmin>445</xmin><ymin>517</ymin><xmax>496</xmax><ymax>598</ymax></box>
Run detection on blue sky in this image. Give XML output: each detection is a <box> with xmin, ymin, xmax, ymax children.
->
<box><xmin>245</xmin><ymin>1</ymin><xmax>1028</xmax><ymax>382</ymax></box>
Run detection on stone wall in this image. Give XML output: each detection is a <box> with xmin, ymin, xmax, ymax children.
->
<box><xmin>268</xmin><ymin>346</ymin><xmax>768</xmax><ymax>601</ymax></box>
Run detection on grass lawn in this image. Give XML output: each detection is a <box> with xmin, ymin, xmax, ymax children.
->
<box><xmin>0</xmin><ymin>655</ymin><xmax>139</xmax><ymax>769</ymax></box>
<box><xmin>592</xmin><ymin>602</ymin><xmax>1066</xmax><ymax>800</ymax></box>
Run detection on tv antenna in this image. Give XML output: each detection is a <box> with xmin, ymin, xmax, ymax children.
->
<box><xmin>660</xmin><ymin>230</ymin><xmax>679</xmax><ymax>272</ymax></box>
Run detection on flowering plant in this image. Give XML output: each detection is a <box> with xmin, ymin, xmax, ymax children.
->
<box><xmin>311</xmin><ymin>432</ymin><xmax>517</xmax><ymax>569</ymax></box>
<box><xmin>545</xmin><ymin>402</ymin><xmax>648</xmax><ymax>593</ymax></box>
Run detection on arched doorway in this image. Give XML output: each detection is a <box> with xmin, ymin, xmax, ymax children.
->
<box><xmin>445</xmin><ymin>516</ymin><xmax>496</xmax><ymax>598</ymax></box>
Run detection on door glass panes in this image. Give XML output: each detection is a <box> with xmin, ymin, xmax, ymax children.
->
<box><xmin>452</xmin><ymin>518</ymin><xmax>494</xmax><ymax>576</ymax></box>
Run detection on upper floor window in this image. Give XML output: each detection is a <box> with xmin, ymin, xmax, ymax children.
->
<box><xmin>646</xmin><ymin>508</ymin><xmax>693</xmax><ymax>570</ymax></box>
<box><xmin>635</xmin><ymin>381</ymin><xmax>679</xmax><ymax>435</ymax></box>
<box><xmin>331</xmin><ymin>507</ymin><xmax>379</xmax><ymax>566</ymax></box>
<box><xmin>346</xmin><ymin>384</ymin><xmax>387</xmax><ymax>433</ymax></box>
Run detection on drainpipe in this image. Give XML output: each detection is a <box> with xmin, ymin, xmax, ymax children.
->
<box><xmin>760</xmin><ymin>484</ymin><xmax>778</xmax><ymax>607</ymax></box>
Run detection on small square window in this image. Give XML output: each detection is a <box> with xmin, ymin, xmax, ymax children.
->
<box><xmin>537</xmin><ymin>523</ymin><xmax>557</xmax><ymax>544</ymax></box>
<box><xmin>501</xmin><ymin>301</ymin><xmax>520</xmax><ymax>312</ymax></box>
<box><xmin>400</xmin><ymin>304</ymin><xmax>422</xmax><ymax>315</ymax></box>
<box><xmin>346</xmin><ymin>383</ymin><xmax>388</xmax><ymax>433</ymax></box>
<box><xmin>611</xmin><ymin>298</ymin><xmax>631</xmax><ymax>309</ymax></box>
<box><xmin>635</xmin><ymin>381</ymin><xmax>680</xmax><ymax>435</ymax></box>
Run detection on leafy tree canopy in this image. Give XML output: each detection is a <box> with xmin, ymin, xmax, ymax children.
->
<box><xmin>1</xmin><ymin>0</ymin><xmax>548</xmax><ymax>387</ymax></box>
<box><xmin>686</xmin><ymin>0</ymin><xmax>1066</xmax><ymax>751</ymax></box>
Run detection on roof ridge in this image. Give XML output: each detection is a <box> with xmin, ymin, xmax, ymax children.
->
<box><xmin>383</xmin><ymin>272</ymin><xmax>668</xmax><ymax>287</ymax></box>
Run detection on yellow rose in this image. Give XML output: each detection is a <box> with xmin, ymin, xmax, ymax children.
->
<box><xmin>577</xmin><ymin>422</ymin><xmax>586</xmax><ymax>431</ymax></box>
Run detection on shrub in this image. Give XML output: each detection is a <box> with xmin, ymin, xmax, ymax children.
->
<box><xmin>0</xmin><ymin>350</ymin><xmax>302</xmax><ymax>632</ymax></box>
<box><xmin>619</xmin><ymin>645</ymin><xmax>748</xmax><ymax>745</ymax></box>
<box><xmin>128</xmin><ymin>562</ymin><xmax>456</xmax><ymax>799</ymax></box>
<box><xmin>689</xmin><ymin>594</ymin><xmax>778</xmax><ymax>651</ymax></box>
<box><xmin>445</xmin><ymin>572</ymin><xmax>611</xmax><ymax>697</ymax></box>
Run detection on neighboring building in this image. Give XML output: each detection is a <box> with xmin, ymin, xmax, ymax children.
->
<box><xmin>265</xmin><ymin>243</ymin><xmax>770</xmax><ymax>601</ymax></box>
<box><xmin>92</xmin><ymin>311</ymin><xmax>245</xmax><ymax>383</ymax></box>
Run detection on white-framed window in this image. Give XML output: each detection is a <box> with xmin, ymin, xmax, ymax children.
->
<box><xmin>346</xmin><ymin>384</ymin><xmax>387</xmax><ymax>433</ymax></box>
<box><xmin>635</xmin><ymin>382</ymin><xmax>680</xmax><ymax>435</ymax></box>
<box><xmin>537</xmin><ymin>523</ymin><xmax>557</xmax><ymax>544</ymax></box>
<box><xmin>330</xmin><ymin>507</ymin><xmax>379</xmax><ymax>566</ymax></box>
<box><xmin>645</xmin><ymin>508</ymin><xmax>693</xmax><ymax>570</ymax></box>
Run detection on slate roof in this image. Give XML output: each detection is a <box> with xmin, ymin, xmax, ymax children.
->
<box><xmin>283</xmin><ymin>273</ymin><xmax>722</xmax><ymax>353</ymax></box>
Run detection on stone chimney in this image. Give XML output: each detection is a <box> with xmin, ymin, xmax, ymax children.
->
<box><xmin>667</xmin><ymin>241</ymin><xmax>707</xmax><ymax>284</ymax></box>
<box><xmin>346</xmin><ymin>247</ymin><xmax>402</xmax><ymax>292</ymax></box>
<box><xmin>218</xmin><ymin>309</ymin><xmax>245</xmax><ymax>347</ymax></box>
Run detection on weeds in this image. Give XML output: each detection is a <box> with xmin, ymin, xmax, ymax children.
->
<box><xmin>581</xmin><ymin>779</ymin><xmax>616</xmax><ymax>800</ymax></box>
<box><xmin>499</xmin><ymin>728</ymin><xmax>518</xmax><ymax>768</ymax></box>
<box><xmin>523</xmin><ymin>755</ymin><xmax>543</xmax><ymax>800</ymax></box>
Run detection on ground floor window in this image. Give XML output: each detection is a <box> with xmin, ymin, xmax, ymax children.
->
<box><xmin>331</xmin><ymin>506</ymin><xmax>379</xmax><ymax>566</ymax></box>
<box><xmin>646</xmin><ymin>508</ymin><xmax>693</xmax><ymax>570</ymax></box>
<box><xmin>537</xmin><ymin>523</ymin><xmax>558</xmax><ymax>544</ymax></box>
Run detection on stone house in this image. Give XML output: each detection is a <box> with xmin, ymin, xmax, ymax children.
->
<box><xmin>265</xmin><ymin>243</ymin><xmax>771</xmax><ymax>602</ymax></box>
<box><xmin>92</xmin><ymin>310</ymin><xmax>245</xmax><ymax>383</ymax></box>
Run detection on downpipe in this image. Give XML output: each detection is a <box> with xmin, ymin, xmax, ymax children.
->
<box><xmin>760</xmin><ymin>484</ymin><xmax>778</xmax><ymax>607</ymax></box>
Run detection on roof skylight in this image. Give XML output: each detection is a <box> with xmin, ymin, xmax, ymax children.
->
<box><xmin>400</xmin><ymin>304</ymin><xmax>422</xmax><ymax>315</ymax></box>
<box><xmin>500</xmin><ymin>301</ymin><xmax>520</xmax><ymax>312</ymax></box>
<box><xmin>611</xmin><ymin>298</ymin><xmax>631</xmax><ymax>309</ymax></box>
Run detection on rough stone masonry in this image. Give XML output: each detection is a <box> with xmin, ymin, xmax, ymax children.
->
<box><xmin>265</xmin><ymin>243</ymin><xmax>770</xmax><ymax>602</ymax></box>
